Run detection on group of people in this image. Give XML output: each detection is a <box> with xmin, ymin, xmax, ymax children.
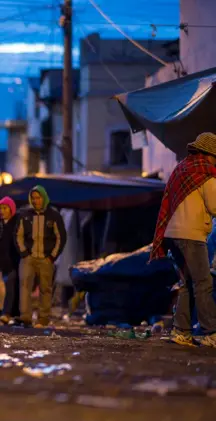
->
<box><xmin>150</xmin><ymin>132</ymin><xmax>216</xmax><ymax>348</ymax></box>
<box><xmin>3</xmin><ymin>132</ymin><xmax>216</xmax><ymax>342</ymax></box>
<box><xmin>0</xmin><ymin>185</ymin><xmax>66</xmax><ymax>328</ymax></box>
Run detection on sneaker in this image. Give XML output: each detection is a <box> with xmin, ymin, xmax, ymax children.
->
<box><xmin>0</xmin><ymin>315</ymin><xmax>11</xmax><ymax>325</ymax></box>
<box><xmin>34</xmin><ymin>320</ymin><xmax>48</xmax><ymax>328</ymax></box>
<box><xmin>200</xmin><ymin>333</ymin><xmax>216</xmax><ymax>348</ymax></box>
<box><xmin>170</xmin><ymin>329</ymin><xmax>199</xmax><ymax>347</ymax></box>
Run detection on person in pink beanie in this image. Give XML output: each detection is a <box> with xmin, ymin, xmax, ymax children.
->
<box><xmin>0</xmin><ymin>196</ymin><xmax>20</xmax><ymax>324</ymax></box>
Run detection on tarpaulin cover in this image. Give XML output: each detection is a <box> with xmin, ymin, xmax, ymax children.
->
<box><xmin>70</xmin><ymin>246</ymin><xmax>178</xmax><ymax>325</ymax></box>
<box><xmin>115</xmin><ymin>67</ymin><xmax>216</xmax><ymax>159</ymax></box>
<box><xmin>0</xmin><ymin>172</ymin><xmax>165</xmax><ymax>210</ymax></box>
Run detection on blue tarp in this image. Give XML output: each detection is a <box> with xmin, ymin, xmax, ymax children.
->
<box><xmin>0</xmin><ymin>172</ymin><xmax>165</xmax><ymax>210</ymax></box>
<box><xmin>71</xmin><ymin>246</ymin><xmax>173</xmax><ymax>281</ymax></box>
<box><xmin>115</xmin><ymin>67</ymin><xmax>216</xmax><ymax>159</ymax></box>
<box><xmin>70</xmin><ymin>246</ymin><xmax>178</xmax><ymax>325</ymax></box>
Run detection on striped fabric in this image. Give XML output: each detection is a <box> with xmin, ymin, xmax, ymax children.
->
<box><xmin>187</xmin><ymin>132</ymin><xmax>216</xmax><ymax>156</ymax></box>
<box><xmin>150</xmin><ymin>153</ymin><xmax>216</xmax><ymax>261</ymax></box>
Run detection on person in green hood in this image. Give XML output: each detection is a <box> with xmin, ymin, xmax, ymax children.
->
<box><xmin>15</xmin><ymin>185</ymin><xmax>67</xmax><ymax>328</ymax></box>
<box><xmin>29</xmin><ymin>185</ymin><xmax>50</xmax><ymax>212</ymax></box>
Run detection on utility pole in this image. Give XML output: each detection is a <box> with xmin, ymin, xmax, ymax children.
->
<box><xmin>60</xmin><ymin>0</ymin><xmax>73</xmax><ymax>173</ymax></box>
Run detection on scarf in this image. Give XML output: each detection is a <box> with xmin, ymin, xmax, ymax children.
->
<box><xmin>150</xmin><ymin>153</ymin><xmax>216</xmax><ymax>261</ymax></box>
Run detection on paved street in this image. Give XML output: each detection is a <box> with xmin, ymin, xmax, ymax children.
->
<box><xmin>0</xmin><ymin>323</ymin><xmax>215</xmax><ymax>421</ymax></box>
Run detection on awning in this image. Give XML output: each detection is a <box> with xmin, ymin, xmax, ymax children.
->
<box><xmin>115</xmin><ymin>67</ymin><xmax>216</xmax><ymax>159</ymax></box>
<box><xmin>0</xmin><ymin>172</ymin><xmax>165</xmax><ymax>210</ymax></box>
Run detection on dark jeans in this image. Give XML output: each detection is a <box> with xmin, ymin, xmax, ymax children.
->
<box><xmin>165</xmin><ymin>238</ymin><xmax>216</xmax><ymax>334</ymax></box>
<box><xmin>3</xmin><ymin>270</ymin><xmax>20</xmax><ymax>317</ymax></box>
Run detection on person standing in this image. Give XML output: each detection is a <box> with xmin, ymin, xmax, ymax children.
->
<box><xmin>15</xmin><ymin>185</ymin><xmax>67</xmax><ymax>327</ymax></box>
<box><xmin>150</xmin><ymin>132</ymin><xmax>216</xmax><ymax>348</ymax></box>
<box><xmin>0</xmin><ymin>196</ymin><xmax>20</xmax><ymax>324</ymax></box>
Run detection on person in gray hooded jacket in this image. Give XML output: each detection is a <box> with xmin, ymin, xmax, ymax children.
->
<box><xmin>15</xmin><ymin>185</ymin><xmax>67</xmax><ymax>327</ymax></box>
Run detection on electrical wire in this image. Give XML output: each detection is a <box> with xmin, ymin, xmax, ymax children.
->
<box><xmin>77</xmin><ymin>22</ymin><xmax>127</xmax><ymax>91</ymax></box>
<box><xmin>88</xmin><ymin>0</ymin><xmax>169</xmax><ymax>66</ymax></box>
<box><xmin>0</xmin><ymin>4</ymin><xmax>57</xmax><ymax>22</ymax></box>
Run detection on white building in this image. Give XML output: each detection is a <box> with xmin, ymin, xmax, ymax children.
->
<box><xmin>77</xmin><ymin>34</ymin><xmax>176</xmax><ymax>175</ymax></box>
<box><xmin>180</xmin><ymin>0</ymin><xmax>216</xmax><ymax>74</ymax></box>
<box><xmin>26</xmin><ymin>77</ymin><xmax>41</xmax><ymax>173</ymax></box>
<box><xmin>6</xmin><ymin>121</ymin><xmax>28</xmax><ymax>179</ymax></box>
<box><xmin>142</xmin><ymin>0</ymin><xmax>216</xmax><ymax>180</ymax></box>
<box><xmin>32</xmin><ymin>33</ymin><xmax>175</xmax><ymax>175</ymax></box>
<box><xmin>39</xmin><ymin>69</ymin><xmax>80</xmax><ymax>173</ymax></box>
<box><xmin>143</xmin><ymin>59</ymin><xmax>179</xmax><ymax>181</ymax></box>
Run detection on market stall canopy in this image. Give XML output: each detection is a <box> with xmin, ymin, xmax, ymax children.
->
<box><xmin>0</xmin><ymin>172</ymin><xmax>165</xmax><ymax>210</ymax></box>
<box><xmin>115</xmin><ymin>66</ymin><xmax>216</xmax><ymax>159</ymax></box>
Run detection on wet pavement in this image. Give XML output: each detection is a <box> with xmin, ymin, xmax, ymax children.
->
<box><xmin>0</xmin><ymin>322</ymin><xmax>216</xmax><ymax>420</ymax></box>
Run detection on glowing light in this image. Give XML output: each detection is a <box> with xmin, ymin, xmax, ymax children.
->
<box><xmin>1</xmin><ymin>173</ymin><xmax>13</xmax><ymax>185</ymax></box>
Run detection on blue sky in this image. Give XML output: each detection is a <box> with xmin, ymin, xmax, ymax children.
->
<box><xmin>0</xmin><ymin>0</ymin><xmax>179</xmax><ymax>148</ymax></box>
<box><xmin>0</xmin><ymin>0</ymin><xmax>179</xmax><ymax>74</ymax></box>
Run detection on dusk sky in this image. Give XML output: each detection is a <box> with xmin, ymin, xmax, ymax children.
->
<box><xmin>0</xmin><ymin>0</ymin><xmax>179</xmax><ymax>148</ymax></box>
<box><xmin>0</xmin><ymin>0</ymin><xmax>179</xmax><ymax>75</ymax></box>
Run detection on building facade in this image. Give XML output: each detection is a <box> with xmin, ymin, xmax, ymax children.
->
<box><xmin>142</xmin><ymin>62</ymin><xmax>179</xmax><ymax>181</ymax></box>
<box><xmin>180</xmin><ymin>0</ymin><xmax>216</xmax><ymax>74</ymax></box>
<box><xmin>77</xmin><ymin>34</ymin><xmax>177</xmax><ymax>175</ymax></box>
<box><xmin>142</xmin><ymin>0</ymin><xmax>216</xmax><ymax>180</ymax></box>
<box><xmin>26</xmin><ymin>34</ymin><xmax>175</xmax><ymax>175</ymax></box>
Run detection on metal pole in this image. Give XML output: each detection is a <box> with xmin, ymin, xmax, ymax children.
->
<box><xmin>62</xmin><ymin>0</ymin><xmax>73</xmax><ymax>173</ymax></box>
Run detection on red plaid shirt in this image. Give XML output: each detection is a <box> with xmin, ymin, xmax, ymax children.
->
<box><xmin>150</xmin><ymin>153</ymin><xmax>216</xmax><ymax>261</ymax></box>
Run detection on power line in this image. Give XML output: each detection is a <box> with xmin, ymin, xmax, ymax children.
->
<box><xmin>88</xmin><ymin>0</ymin><xmax>169</xmax><ymax>66</ymax></box>
<box><xmin>77</xmin><ymin>21</ymin><xmax>127</xmax><ymax>91</ymax></box>
<box><xmin>74</xmin><ymin>19</ymin><xmax>216</xmax><ymax>30</ymax></box>
<box><xmin>0</xmin><ymin>4</ymin><xmax>58</xmax><ymax>23</ymax></box>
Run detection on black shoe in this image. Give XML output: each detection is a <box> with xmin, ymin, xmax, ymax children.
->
<box><xmin>14</xmin><ymin>317</ymin><xmax>32</xmax><ymax>328</ymax></box>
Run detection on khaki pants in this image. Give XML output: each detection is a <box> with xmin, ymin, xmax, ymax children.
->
<box><xmin>19</xmin><ymin>256</ymin><xmax>54</xmax><ymax>324</ymax></box>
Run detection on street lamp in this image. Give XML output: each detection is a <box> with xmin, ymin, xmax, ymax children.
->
<box><xmin>0</xmin><ymin>172</ymin><xmax>13</xmax><ymax>186</ymax></box>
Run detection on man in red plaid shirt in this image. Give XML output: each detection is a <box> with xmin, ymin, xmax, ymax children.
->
<box><xmin>150</xmin><ymin>132</ymin><xmax>216</xmax><ymax>347</ymax></box>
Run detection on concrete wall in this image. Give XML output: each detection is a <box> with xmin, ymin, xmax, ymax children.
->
<box><xmin>80</xmin><ymin>63</ymin><xmax>146</xmax><ymax>97</ymax></box>
<box><xmin>7</xmin><ymin>129</ymin><xmax>28</xmax><ymax>179</ymax></box>
<box><xmin>181</xmin><ymin>0</ymin><xmax>216</xmax><ymax>74</ymax></box>
<box><xmin>27</xmin><ymin>84</ymin><xmax>41</xmax><ymax>147</ymax></box>
<box><xmin>79</xmin><ymin>62</ymin><xmax>150</xmax><ymax>172</ymax></box>
<box><xmin>80</xmin><ymin>33</ymin><xmax>174</xmax><ymax>69</ymax></box>
<box><xmin>143</xmin><ymin>64</ymin><xmax>178</xmax><ymax>180</ymax></box>
<box><xmin>79</xmin><ymin>96</ymin><xmax>132</xmax><ymax>171</ymax></box>
<box><xmin>141</xmin><ymin>0</ymin><xmax>216</xmax><ymax>181</ymax></box>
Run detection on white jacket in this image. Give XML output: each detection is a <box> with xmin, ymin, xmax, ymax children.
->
<box><xmin>165</xmin><ymin>178</ymin><xmax>216</xmax><ymax>242</ymax></box>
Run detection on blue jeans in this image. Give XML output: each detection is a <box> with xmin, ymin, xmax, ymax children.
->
<box><xmin>165</xmin><ymin>238</ymin><xmax>216</xmax><ymax>334</ymax></box>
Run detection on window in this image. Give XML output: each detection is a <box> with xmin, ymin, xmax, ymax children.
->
<box><xmin>110</xmin><ymin>130</ymin><xmax>142</xmax><ymax>167</ymax></box>
<box><xmin>28</xmin><ymin>147</ymin><xmax>40</xmax><ymax>174</ymax></box>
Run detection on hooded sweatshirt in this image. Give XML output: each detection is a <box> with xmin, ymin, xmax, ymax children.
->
<box><xmin>29</xmin><ymin>185</ymin><xmax>50</xmax><ymax>211</ymax></box>
<box><xmin>0</xmin><ymin>196</ymin><xmax>16</xmax><ymax>218</ymax></box>
<box><xmin>15</xmin><ymin>185</ymin><xmax>67</xmax><ymax>261</ymax></box>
